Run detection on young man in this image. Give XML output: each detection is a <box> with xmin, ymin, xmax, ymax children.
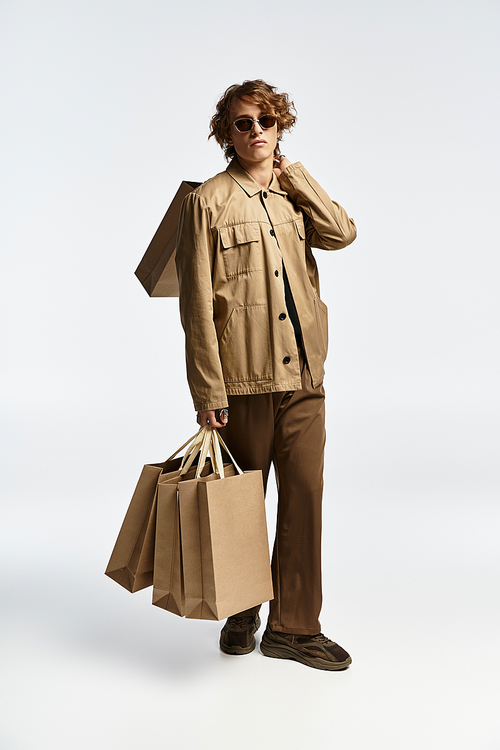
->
<box><xmin>175</xmin><ymin>80</ymin><xmax>356</xmax><ymax>671</ymax></box>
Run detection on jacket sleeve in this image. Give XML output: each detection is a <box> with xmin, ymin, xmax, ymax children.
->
<box><xmin>277</xmin><ymin>162</ymin><xmax>357</xmax><ymax>250</ymax></box>
<box><xmin>175</xmin><ymin>191</ymin><xmax>229</xmax><ymax>412</ymax></box>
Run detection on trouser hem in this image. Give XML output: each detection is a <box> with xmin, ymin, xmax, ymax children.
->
<box><xmin>267</xmin><ymin>623</ymin><xmax>321</xmax><ymax>636</ymax></box>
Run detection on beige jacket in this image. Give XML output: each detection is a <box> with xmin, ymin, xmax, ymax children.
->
<box><xmin>175</xmin><ymin>159</ymin><xmax>357</xmax><ymax>412</ymax></box>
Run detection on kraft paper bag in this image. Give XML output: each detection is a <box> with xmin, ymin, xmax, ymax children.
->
<box><xmin>181</xmin><ymin>469</ymin><xmax>273</xmax><ymax>621</ymax></box>
<box><xmin>151</xmin><ymin>461</ymin><xmax>214</xmax><ymax>617</ymax></box>
<box><xmin>153</xmin><ymin>463</ymin><xmax>238</xmax><ymax>618</ymax></box>
<box><xmin>104</xmin><ymin>460</ymin><xmax>182</xmax><ymax>593</ymax></box>
<box><xmin>151</xmin><ymin>477</ymin><xmax>184</xmax><ymax>616</ymax></box>
<box><xmin>135</xmin><ymin>180</ymin><xmax>201</xmax><ymax>297</ymax></box>
<box><xmin>105</xmin><ymin>430</ymin><xmax>207</xmax><ymax>593</ymax></box>
<box><xmin>152</xmin><ymin>427</ymin><xmax>273</xmax><ymax>621</ymax></box>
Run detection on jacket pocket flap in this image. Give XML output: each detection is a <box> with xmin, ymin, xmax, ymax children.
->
<box><xmin>294</xmin><ymin>219</ymin><xmax>306</xmax><ymax>240</ymax></box>
<box><xmin>219</xmin><ymin>223</ymin><xmax>260</xmax><ymax>249</ymax></box>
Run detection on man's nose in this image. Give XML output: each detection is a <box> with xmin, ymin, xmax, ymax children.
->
<box><xmin>250</xmin><ymin>119</ymin><xmax>263</xmax><ymax>135</ymax></box>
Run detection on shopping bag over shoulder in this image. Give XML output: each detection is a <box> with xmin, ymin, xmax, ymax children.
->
<box><xmin>104</xmin><ymin>430</ymin><xmax>206</xmax><ymax>593</ymax></box>
<box><xmin>135</xmin><ymin>180</ymin><xmax>201</xmax><ymax>297</ymax></box>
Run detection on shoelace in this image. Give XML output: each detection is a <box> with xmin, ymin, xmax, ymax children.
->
<box><xmin>228</xmin><ymin>616</ymin><xmax>253</xmax><ymax>628</ymax></box>
<box><xmin>310</xmin><ymin>633</ymin><xmax>334</xmax><ymax>645</ymax></box>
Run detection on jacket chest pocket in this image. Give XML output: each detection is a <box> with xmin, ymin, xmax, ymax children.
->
<box><xmin>295</xmin><ymin>217</ymin><xmax>306</xmax><ymax>241</ymax></box>
<box><xmin>219</xmin><ymin>223</ymin><xmax>262</xmax><ymax>279</ymax></box>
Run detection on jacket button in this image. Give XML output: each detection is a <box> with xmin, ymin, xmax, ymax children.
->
<box><xmin>283</xmin><ymin>356</ymin><xmax>291</xmax><ymax>364</ymax></box>
<box><xmin>263</xmin><ymin>191</ymin><xmax>268</xmax><ymax>199</ymax></box>
<box><xmin>274</xmin><ymin>270</ymin><xmax>279</xmax><ymax>277</ymax></box>
<box><xmin>279</xmin><ymin>313</ymin><xmax>287</xmax><ymax>321</ymax></box>
<box><xmin>269</xmin><ymin>229</ymin><xmax>275</xmax><ymax>237</ymax></box>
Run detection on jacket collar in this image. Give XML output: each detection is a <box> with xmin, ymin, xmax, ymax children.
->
<box><xmin>227</xmin><ymin>158</ymin><xmax>288</xmax><ymax>197</ymax></box>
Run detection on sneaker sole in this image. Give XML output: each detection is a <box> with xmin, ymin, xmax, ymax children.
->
<box><xmin>220</xmin><ymin>640</ymin><xmax>256</xmax><ymax>655</ymax></box>
<box><xmin>260</xmin><ymin>639</ymin><xmax>352</xmax><ymax>671</ymax></box>
<box><xmin>219</xmin><ymin>615</ymin><xmax>261</xmax><ymax>655</ymax></box>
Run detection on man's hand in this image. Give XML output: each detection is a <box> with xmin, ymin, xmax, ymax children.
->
<box><xmin>196</xmin><ymin>409</ymin><xmax>228</xmax><ymax>428</ymax></box>
<box><xmin>273</xmin><ymin>155</ymin><xmax>292</xmax><ymax>178</ymax></box>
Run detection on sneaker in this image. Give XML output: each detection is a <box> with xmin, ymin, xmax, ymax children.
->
<box><xmin>220</xmin><ymin>614</ymin><xmax>262</xmax><ymax>655</ymax></box>
<box><xmin>260</xmin><ymin>628</ymin><xmax>352</xmax><ymax>671</ymax></box>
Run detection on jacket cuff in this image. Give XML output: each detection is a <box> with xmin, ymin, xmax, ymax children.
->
<box><xmin>278</xmin><ymin>161</ymin><xmax>304</xmax><ymax>184</ymax></box>
<box><xmin>280</xmin><ymin>160</ymin><xmax>303</xmax><ymax>174</ymax></box>
<box><xmin>193</xmin><ymin>398</ymin><xmax>229</xmax><ymax>412</ymax></box>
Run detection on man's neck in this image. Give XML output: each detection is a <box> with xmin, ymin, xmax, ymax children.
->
<box><xmin>236</xmin><ymin>156</ymin><xmax>274</xmax><ymax>190</ymax></box>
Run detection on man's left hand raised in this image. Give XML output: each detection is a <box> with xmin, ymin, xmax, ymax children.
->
<box><xmin>273</xmin><ymin>155</ymin><xmax>292</xmax><ymax>178</ymax></box>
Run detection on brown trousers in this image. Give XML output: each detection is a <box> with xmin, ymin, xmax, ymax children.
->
<box><xmin>219</xmin><ymin>349</ymin><xmax>325</xmax><ymax>635</ymax></box>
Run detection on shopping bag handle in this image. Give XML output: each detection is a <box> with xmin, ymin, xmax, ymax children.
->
<box><xmin>166</xmin><ymin>430</ymin><xmax>202</xmax><ymax>462</ymax></box>
<box><xmin>194</xmin><ymin>426</ymin><xmax>228</xmax><ymax>478</ymax></box>
<box><xmin>211</xmin><ymin>428</ymin><xmax>243</xmax><ymax>477</ymax></box>
<box><xmin>177</xmin><ymin>425</ymin><xmax>218</xmax><ymax>477</ymax></box>
<box><xmin>191</xmin><ymin>426</ymin><xmax>244</xmax><ymax>478</ymax></box>
<box><xmin>179</xmin><ymin>428</ymin><xmax>209</xmax><ymax>475</ymax></box>
<box><xmin>167</xmin><ymin>425</ymin><xmax>244</xmax><ymax>480</ymax></box>
<box><xmin>191</xmin><ymin>425</ymin><xmax>231</xmax><ymax>478</ymax></box>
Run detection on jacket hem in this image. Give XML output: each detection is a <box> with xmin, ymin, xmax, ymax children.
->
<box><xmin>225</xmin><ymin>380</ymin><xmax>303</xmax><ymax>396</ymax></box>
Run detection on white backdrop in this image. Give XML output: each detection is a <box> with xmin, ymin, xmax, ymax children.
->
<box><xmin>1</xmin><ymin>1</ymin><xmax>499</xmax><ymax>748</ymax></box>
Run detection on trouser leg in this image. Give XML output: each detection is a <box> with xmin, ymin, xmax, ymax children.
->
<box><xmin>268</xmin><ymin>352</ymin><xmax>325</xmax><ymax>635</ymax></box>
<box><xmin>219</xmin><ymin>351</ymin><xmax>325</xmax><ymax>634</ymax></box>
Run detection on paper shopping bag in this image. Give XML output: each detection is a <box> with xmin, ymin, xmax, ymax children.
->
<box><xmin>104</xmin><ymin>461</ymin><xmax>180</xmax><ymax>592</ymax></box>
<box><xmin>135</xmin><ymin>180</ymin><xmax>201</xmax><ymax>297</ymax></box>
<box><xmin>153</xmin><ymin>462</ymin><xmax>238</xmax><ymax>617</ymax></box>
<box><xmin>151</xmin><ymin>426</ymin><xmax>226</xmax><ymax>615</ymax></box>
<box><xmin>152</xmin><ymin>427</ymin><xmax>273</xmax><ymax>621</ymax></box>
<box><xmin>181</xmin><ymin>468</ymin><xmax>274</xmax><ymax>621</ymax></box>
<box><xmin>151</xmin><ymin>476</ymin><xmax>184</xmax><ymax>616</ymax></box>
<box><xmin>104</xmin><ymin>430</ymin><xmax>207</xmax><ymax>593</ymax></box>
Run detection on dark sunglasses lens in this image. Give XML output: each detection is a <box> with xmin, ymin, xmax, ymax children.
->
<box><xmin>234</xmin><ymin>118</ymin><xmax>253</xmax><ymax>132</ymax></box>
<box><xmin>259</xmin><ymin>116</ymin><xmax>277</xmax><ymax>129</ymax></box>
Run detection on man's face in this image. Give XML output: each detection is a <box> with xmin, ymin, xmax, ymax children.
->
<box><xmin>227</xmin><ymin>97</ymin><xmax>278</xmax><ymax>166</ymax></box>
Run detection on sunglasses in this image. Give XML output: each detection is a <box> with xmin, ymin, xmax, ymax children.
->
<box><xmin>231</xmin><ymin>115</ymin><xmax>277</xmax><ymax>133</ymax></box>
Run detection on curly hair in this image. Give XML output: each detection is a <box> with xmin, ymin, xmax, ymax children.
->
<box><xmin>209</xmin><ymin>79</ymin><xmax>297</xmax><ymax>161</ymax></box>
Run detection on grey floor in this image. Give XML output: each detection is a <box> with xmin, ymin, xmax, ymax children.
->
<box><xmin>1</xmin><ymin>411</ymin><xmax>498</xmax><ymax>750</ymax></box>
